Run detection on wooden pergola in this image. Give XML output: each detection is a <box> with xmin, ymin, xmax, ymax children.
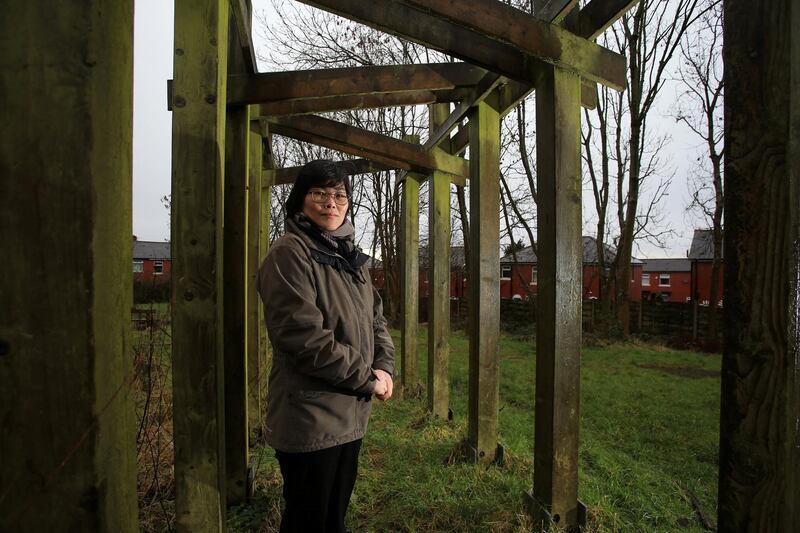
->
<box><xmin>2</xmin><ymin>0</ymin><xmax>797</xmax><ymax>532</ymax></box>
<box><xmin>168</xmin><ymin>1</ymin><xmax>633</xmax><ymax>529</ymax></box>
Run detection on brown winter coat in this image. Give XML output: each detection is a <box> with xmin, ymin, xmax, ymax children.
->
<box><xmin>257</xmin><ymin>220</ymin><xmax>395</xmax><ymax>453</ymax></box>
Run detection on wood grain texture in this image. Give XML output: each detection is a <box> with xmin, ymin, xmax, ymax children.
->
<box><xmin>171</xmin><ymin>0</ymin><xmax>229</xmax><ymax>529</ymax></box>
<box><xmin>427</xmin><ymin>104</ymin><xmax>452</xmax><ymax>418</ymax></box>
<box><xmin>400</xmin><ymin>140</ymin><xmax>421</xmax><ymax>388</ymax></box>
<box><xmin>467</xmin><ymin>101</ymin><xmax>501</xmax><ymax>463</ymax></box>
<box><xmin>272</xmin><ymin>159</ymin><xmax>397</xmax><ymax>185</ymax></box>
<box><xmin>719</xmin><ymin>0</ymin><xmax>799</xmax><ymax>529</ymax></box>
<box><xmin>533</xmin><ymin>65</ymin><xmax>582</xmax><ymax>528</ymax></box>
<box><xmin>0</xmin><ymin>1</ymin><xmax>137</xmax><ymax>530</ymax></box>
<box><xmin>246</xmin><ymin>119</ymin><xmax>263</xmax><ymax>433</ymax></box>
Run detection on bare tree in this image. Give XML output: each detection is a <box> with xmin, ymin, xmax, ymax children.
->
<box><xmin>581</xmin><ymin>0</ymin><xmax>717</xmax><ymax>333</ymax></box>
<box><xmin>673</xmin><ymin>0</ymin><xmax>724</xmax><ymax>339</ymax></box>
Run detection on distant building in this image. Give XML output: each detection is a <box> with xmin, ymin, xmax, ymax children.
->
<box><xmin>419</xmin><ymin>245</ymin><xmax>467</xmax><ymax>298</ymax></box>
<box><xmin>133</xmin><ymin>236</ymin><xmax>171</xmax><ymax>282</ymax></box>
<box><xmin>688</xmin><ymin>228</ymin><xmax>724</xmax><ymax>306</ymax></box>
<box><xmin>499</xmin><ymin>237</ymin><xmax>643</xmax><ymax>301</ymax></box>
<box><xmin>641</xmin><ymin>258</ymin><xmax>692</xmax><ymax>302</ymax></box>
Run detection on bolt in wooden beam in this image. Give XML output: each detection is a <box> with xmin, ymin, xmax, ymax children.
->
<box><xmin>427</xmin><ymin>104</ymin><xmax>452</xmax><ymax>419</ymax></box>
<box><xmin>467</xmin><ymin>101</ymin><xmax>501</xmax><ymax>463</ymax></box>
<box><xmin>400</xmin><ymin>138</ymin><xmax>421</xmax><ymax>390</ymax></box>
<box><xmin>530</xmin><ymin>65</ymin><xmax>583</xmax><ymax>529</ymax></box>
<box><xmin>171</xmin><ymin>0</ymin><xmax>229</xmax><ymax>528</ymax></box>
<box><xmin>0</xmin><ymin>2</ymin><xmax>137</xmax><ymax>530</ymax></box>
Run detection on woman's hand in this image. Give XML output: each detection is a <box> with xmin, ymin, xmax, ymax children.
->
<box><xmin>373</xmin><ymin>369</ymin><xmax>393</xmax><ymax>401</ymax></box>
<box><xmin>373</xmin><ymin>375</ymin><xmax>388</xmax><ymax>397</ymax></box>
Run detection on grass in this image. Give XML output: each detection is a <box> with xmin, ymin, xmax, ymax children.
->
<box><xmin>230</xmin><ymin>329</ymin><xmax>720</xmax><ymax>533</ymax></box>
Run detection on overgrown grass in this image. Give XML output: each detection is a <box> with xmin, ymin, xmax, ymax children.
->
<box><xmin>231</xmin><ymin>330</ymin><xmax>720</xmax><ymax>532</ymax></box>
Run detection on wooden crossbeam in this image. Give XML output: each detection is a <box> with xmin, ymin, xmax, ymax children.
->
<box><xmin>534</xmin><ymin>0</ymin><xmax>579</xmax><ymax>24</ymax></box>
<box><xmin>271</xmin><ymin>159</ymin><xmax>396</xmax><ymax>185</ymax></box>
<box><xmin>574</xmin><ymin>0</ymin><xmax>640</xmax><ymax>39</ymax></box>
<box><xmin>228</xmin><ymin>62</ymin><xmax>489</xmax><ymax>105</ymax></box>
<box><xmin>254</xmin><ymin>90</ymin><xmax>443</xmax><ymax>117</ymax></box>
<box><xmin>230</xmin><ymin>0</ymin><xmax>258</xmax><ymax>74</ymax></box>
<box><xmin>268</xmin><ymin>114</ymin><xmax>469</xmax><ymax>184</ymax></box>
<box><xmin>399</xmin><ymin>0</ymin><xmax>626</xmax><ymax>89</ymax></box>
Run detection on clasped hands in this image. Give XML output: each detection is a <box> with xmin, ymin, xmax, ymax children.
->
<box><xmin>372</xmin><ymin>369</ymin><xmax>393</xmax><ymax>401</ymax></box>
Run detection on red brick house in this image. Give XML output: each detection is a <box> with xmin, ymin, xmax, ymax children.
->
<box><xmin>369</xmin><ymin>246</ymin><xmax>468</xmax><ymax>299</ymax></box>
<box><xmin>688</xmin><ymin>229</ymin><xmax>724</xmax><ymax>306</ymax></box>
<box><xmin>499</xmin><ymin>237</ymin><xmax>643</xmax><ymax>301</ymax></box>
<box><xmin>133</xmin><ymin>237</ymin><xmax>171</xmax><ymax>282</ymax></box>
<box><xmin>640</xmin><ymin>258</ymin><xmax>692</xmax><ymax>302</ymax></box>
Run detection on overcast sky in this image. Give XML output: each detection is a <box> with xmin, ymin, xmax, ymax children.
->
<box><xmin>133</xmin><ymin>0</ymin><xmax>707</xmax><ymax>257</ymax></box>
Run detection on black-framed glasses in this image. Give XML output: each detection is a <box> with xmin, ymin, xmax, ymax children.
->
<box><xmin>307</xmin><ymin>190</ymin><xmax>349</xmax><ymax>206</ymax></box>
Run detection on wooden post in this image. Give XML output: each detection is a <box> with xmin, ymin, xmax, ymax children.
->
<box><xmin>171</xmin><ymin>0</ymin><xmax>229</xmax><ymax>529</ymax></box>
<box><xmin>529</xmin><ymin>65</ymin><xmax>584</xmax><ymax>529</ymax></box>
<box><xmin>0</xmin><ymin>2</ymin><xmax>137</xmax><ymax>530</ymax></box>
<box><xmin>247</xmin><ymin>119</ymin><xmax>264</xmax><ymax>434</ymax></box>
<box><xmin>400</xmin><ymin>136</ymin><xmax>421</xmax><ymax>389</ymax></box>
<box><xmin>428</xmin><ymin>104</ymin><xmax>451</xmax><ymax>418</ymax></box>
<box><xmin>718</xmin><ymin>0</ymin><xmax>799</xmax><ymax>528</ymax></box>
<box><xmin>223</xmin><ymin>103</ymin><xmax>250</xmax><ymax>505</ymax></box>
<box><xmin>467</xmin><ymin>101</ymin><xmax>501</xmax><ymax>463</ymax></box>
<box><xmin>260</xmin><ymin>130</ymin><xmax>275</xmax><ymax>412</ymax></box>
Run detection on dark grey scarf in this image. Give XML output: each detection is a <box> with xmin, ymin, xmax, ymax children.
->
<box><xmin>291</xmin><ymin>213</ymin><xmax>368</xmax><ymax>283</ymax></box>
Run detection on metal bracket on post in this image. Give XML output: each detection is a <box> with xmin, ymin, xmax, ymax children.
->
<box><xmin>448</xmin><ymin>440</ymin><xmax>505</xmax><ymax>465</ymax></box>
<box><xmin>522</xmin><ymin>490</ymin><xmax>586</xmax><ymax>531</ymax></box>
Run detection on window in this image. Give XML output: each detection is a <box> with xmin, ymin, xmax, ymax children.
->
<box><xmin>659</xmin><ymin>273</ymin><xmax>670</xmax><ymax>286</ymax></box>
<box><xmin>133</xmin><ymin>260</ymin><xmax>143</xmax><ymax>273</ymax></box>
<box><xmin>154</xmin><ymin>260</ymin><xmax>164</xmax><ymax>275</ymax></box>
<box><xmin>642</xmin><ymin>273</ymin><xmax>650</xmax><ymax>286</ymax></box>
<box><xmin>531</xmin><ymin>266</ymin><xmax>538</xmax><ymax>285</ymax></box>
<box><xmin>501</xmin><ymin>265</ymin><xmax>512</xmax><ymax>279</ymax></box>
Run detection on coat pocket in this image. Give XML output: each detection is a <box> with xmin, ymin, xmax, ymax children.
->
<box><xmin>287</xmin><ymin>390</ymin><xmax>357</xmax><ymax>443</ymax></box>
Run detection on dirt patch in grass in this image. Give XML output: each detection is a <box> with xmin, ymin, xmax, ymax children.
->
<box><xmin>635</xmin><ymin>362</ymin><xmax>719</xmax><ymax>379</ymax></box>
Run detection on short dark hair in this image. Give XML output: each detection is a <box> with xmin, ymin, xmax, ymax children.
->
<box><xmin>284</xmin><ymin>159</ymin><xmax>352</xmax><ymax>218</ymax></box>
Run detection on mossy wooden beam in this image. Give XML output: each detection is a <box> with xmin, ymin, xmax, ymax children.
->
<box><xmin>228</xmin><ymin>62</ymin><xmax>489</xmax><ymax>105</ymax></box>
<box><xmin>400</xmin><ymin>138</ymin><xmax>421</xmax><ymax>390</ymax></box>
<box><xmin>268</xmin><ymin>114</ymin><xmax>468</xmax><ymax>184</ymax></box>
<box><xmin>299</xmin><ymin>0</ymin><xmax>625</xmax><ymax>90</ymax></box>
<box><xmin>0</xmin><ymin>2</ymin><xmax>137</xmax><ymax>530</ymax></box>
<box><xmin>258</xmin><ymin>130</ymin><xmax>274</xmax><ymax>422</ymax></box>
<box><xmin>171</xmin><ymin>0</ymin><xmax>229</xmax><ymax>529</ymax></box>
<box><xmin>718</xmin><ymin>0</ymin><xmax>799</xmax><ymax>528</ymax></box>
<box><xmin>427</xmin><ymin>104</ymin><xmax>452</xmax><ymax>419</ymax></box>
<box><xmin>529</xmin><ymin>65</ymin><xmax>583</xmax><ymax>529</ymax></box>
<box><xmin>246</xmin><ymin>119</ymin><xmax>264</xmax><ymax>435</ymax></box>
<box><xmin>271</xmin><ymin>159</ymin><xmax>397</xmax><ymax>185</ymax></box>
<box><xmin>466</xmin><ymin>101</ymin><xmax>501</xmax><ymax>463</ymax></box>
<box><xmin>255</xmin><ymin>90</ymin><xmax>441</xmax><ymax>117</ymax></box>
<box><xmin>223</xmin><ymin>104</ymin><xmax>250</xmax><ymax>505</ymax></box>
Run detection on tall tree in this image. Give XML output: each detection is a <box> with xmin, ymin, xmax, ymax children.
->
<box><xmin>674</xmin><ymin>0</ymin><xmax>724</xmax><ymax>339</ymax></box>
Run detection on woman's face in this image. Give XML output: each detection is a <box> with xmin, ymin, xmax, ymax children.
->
<box><xmin>302</xmin><ymin>184</ymin><xmax>349</xmax><ymax>231</ymax></box>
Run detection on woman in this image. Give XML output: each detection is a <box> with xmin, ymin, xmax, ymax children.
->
<box><xmin>257</xmin><ymin>159</ymin><xmax>395</xmax><ymax>533</ymax></box>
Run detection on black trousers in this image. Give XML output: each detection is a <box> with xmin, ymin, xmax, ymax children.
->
<box><xmin>275</xmin><ymin>439</ymin><xmax>363</xmax><ymax>533</ymax></box>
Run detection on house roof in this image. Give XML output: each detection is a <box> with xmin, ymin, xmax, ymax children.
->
<box><xmin>365</xmin><ymin>256</ymin><xmax>383</xmax><ymax>269</ymax></box>
<box><xmin>418</xmin><ymin>245</ymin><xmax>466</xmax><ymax>269</ymax></box>
<box><xmin>641</xmin><ymin>258</ymin><xmax>691</xmax><ymax>272</ymax></box>
<box><xmin>133</xmin><ymin>240</ymin><xmax>171</xmax><ymax>260</ymax></box>
<box><xmin>688</xmin><ymin>229</ymin><xmax>721</xmax><ymax>260</ymax></box>
<box><xmin>499</xmin><ymin>237</ymin><xmax>642</xmax><ymax>265</ymax></box>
